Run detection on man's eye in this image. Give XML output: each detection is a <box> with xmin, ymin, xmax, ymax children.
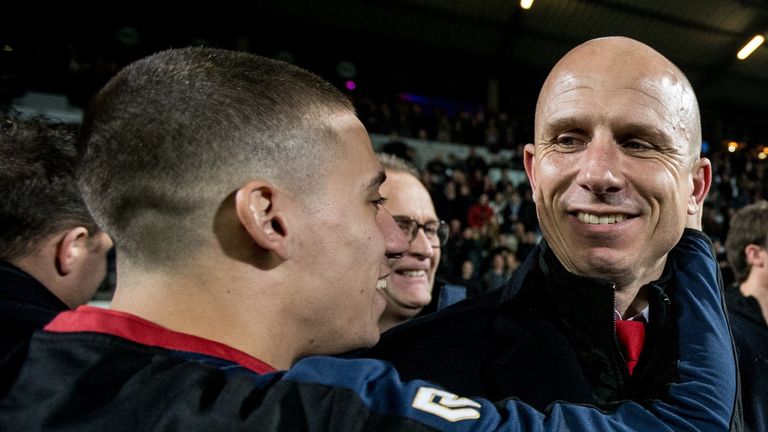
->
<box><xmin>424</xmin><ymin>225</ymin><xmax>439</xmax><ymax>236</ymax></box>
<box><xmin>556</xmin><ymin>136</ymin><xmax>585</xmax><ymax>147</ymax></box>
<box><xmin>396</xmin><ymin>221</ymin><xmax>412</xmax><ymax>231</ymax></box>
<box><xmin>372</xmin><ymin>197</ymin><xmax>388</xmax><ymax>209</ymax></box>
<box><xmin>622</xmin><ymin>140</ymin><xmax>651</xmax><ymax>151</ymax></box>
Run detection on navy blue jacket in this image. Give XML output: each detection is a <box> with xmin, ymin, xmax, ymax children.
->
<box><xmin>0</xmin><ymin>231</ymin><xmax>738</xmax><ymax>430</ymax></box>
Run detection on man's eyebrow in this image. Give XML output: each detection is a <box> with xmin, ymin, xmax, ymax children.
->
<box><xmin>543</xmin><ymin>116</ymin><xmax>669</xmax><ymax>141</ymax></box>
<box><xmin>541</xmin><ymin>115</ymin><xmax>589</xmax><ymax>134</ymax></box>
<box><xmin>366</xmin><ymin>170</ymin><xmax>387</xmax><ymax>191</ymax></box>
<box><xmin>616</xmin><ymin>122</ymin><xmax>668</xmax><ymax>140</ymax></box>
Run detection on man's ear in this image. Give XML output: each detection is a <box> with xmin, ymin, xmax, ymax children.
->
<box><xmin>745</xmin><ymin>244</ymin><xmax>766</xmax><ymax>269</ymax></box>
<box><xmin>235</xmin><ymin>180</ymin><xmax>291</xmax><ymax>260</ymax></box>
<box><xmin>522</xmin><ymin>143</ymin><xmax>537</xmax><ymax>200</ymax></box>
<box><xmin>55</xmin><ymin>227</ymin><xmax>90</xmax><ymax>276</ymax></box>
<box><xmin>687</xmin><ymin>157</ymin><xmax>712</xmax><ymax>215</ymax></box>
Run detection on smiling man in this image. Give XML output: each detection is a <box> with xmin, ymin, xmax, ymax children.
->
<box><xmin>529</xmin><ymin>37</ymin><xmax>707</xmax><ymax>319</ymax></box>
<box><xmin>376</xmin><ymin>153</ymin><xmax>448</xmax><ymax>332</ymax></box>
<box><xmin>364</xmin><ymin>37</ymin><xmax>738</xmax><ymax>428</ymax></box>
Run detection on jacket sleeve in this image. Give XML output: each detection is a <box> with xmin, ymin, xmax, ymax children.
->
<box><xmin>248</xmin><ymin>229</ymin><xmax>737</xmax><ymax>431</ymax></box>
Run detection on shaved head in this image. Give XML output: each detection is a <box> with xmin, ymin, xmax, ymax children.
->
<box><xmin>525</xmin><ymin>36</ymin><xmax>711</xmax><ymax>301</ymax></box>
<box><xmin>536</xmin><ymin>36</ymin><xmax>701</xmax><ymax>160</ymax></box>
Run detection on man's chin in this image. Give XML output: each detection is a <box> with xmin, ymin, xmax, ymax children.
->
<box><xmin>386</xmin><ymin>285</ymin><xmax>431</xmax><ymax>309</ymax></box>
<box><xmin>578</xmin><ymin>260</ymin><xmax>645</xmax><ymax>285</ymax></box>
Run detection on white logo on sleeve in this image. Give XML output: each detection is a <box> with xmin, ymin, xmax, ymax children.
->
<box><xmin>412</xmin><ymin>387</ymin><xmax>482</xmax><ymax>422</ymax></box>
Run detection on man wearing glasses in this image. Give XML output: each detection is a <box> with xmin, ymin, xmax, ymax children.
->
<box><xmin>376</xmin><ymin>153</ymin><xmax>451</xmax><ymax>332</ymax></box>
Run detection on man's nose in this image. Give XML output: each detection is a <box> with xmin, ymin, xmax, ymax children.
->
<box><xmin>379</xmin><ymin>209</ymin><xmax>407</xmax><ymax>260</ymax></box>
<box><xmin>575</xmin><ymin>135</ymin><xmax>625</xmax><ymax>195</ymax></box>
<box><xmin>409</xmin><ymin>227</ymin><xmax>436</xmax><ymax>259</ymax></box>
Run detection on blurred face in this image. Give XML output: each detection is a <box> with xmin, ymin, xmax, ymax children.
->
<box><xmin>492</xmin><ymin>254</ymin><xmax>505</xmax><ymax>271</ymax></box>
<box><xmin>461</xmin><ymin>260</ymin><xmax>474</xmax><ymax>278</ymax></box>
<box><xmin>378</xmin><ymin>171</ymin><xmax>441</xmax><ymax>327</ymax></box>
<box><xmin>524</xmin><ymin>40</ymin><xmax>705</xmax><ymax>288</ymax></box>
<box><xmin>506</xmin><ymin>254</ymin><xmax>519</xmax><ymax>271</ymax></box>
<box><xmin>288</xmin><ymin>114</ymin><xmax>406</xmax><ymax>353</ymax></box>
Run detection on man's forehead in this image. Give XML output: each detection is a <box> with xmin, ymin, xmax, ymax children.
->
<box><xmin>537</xmin><ymin>68</ymin><xmax>696</xmax><ymax>132</ymax></box>
<box><xmin>541</xmin><ymin>61</ymin><xmax>684</xmax><ymax>98</ymax></box>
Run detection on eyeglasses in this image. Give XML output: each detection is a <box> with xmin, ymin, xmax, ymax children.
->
<box><xmin>393</xmin><ymin>216</ymin><xmax>449</xmax><ymax>247</ymax></box>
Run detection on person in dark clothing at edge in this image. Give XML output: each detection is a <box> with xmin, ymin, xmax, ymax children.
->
<box><xmin>0</xmin><ymin>47</ymin><xmax>737</xmax><ymax>431</ymax></box>
<box><xmin>724</xmin><ymin>201</ymin><xmax>768</xmax><ymax>432</ymax></box>
<box><xmin>363</xmin><ymin>36</ymin><xmax>742</xmax><ymax>430</ymax></box>
<box><xmin>0</xmin><ymin>115</ymin><xmax>113</xmax><ymax>396</ymax></box>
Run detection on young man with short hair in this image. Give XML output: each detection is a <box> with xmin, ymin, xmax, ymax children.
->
<box><xmin>0</xmin><ymin>115</ymin><xmax>113</xmax><ymax>396</ymax></box>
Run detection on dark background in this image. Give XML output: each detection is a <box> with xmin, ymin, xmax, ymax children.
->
<box><xmin>2</xmin><ymin>0</ymin><xmax>768</xmax><ymax>149</ymax></box>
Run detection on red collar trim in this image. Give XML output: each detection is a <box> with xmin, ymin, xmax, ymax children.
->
<box><xmin>44</xmin><ymin>305</ymin><xmax>276</xmax><ymax>374</ymax></box>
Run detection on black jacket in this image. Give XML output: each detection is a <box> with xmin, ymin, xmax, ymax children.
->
<box><xmin>726</xmin><ymin>289</ymin><xmax>768</xmax><ymax>432</ymax></box>
<box><xmin>365</xmin><ymin>238</ymin><xmax>681</xmax><ymax>411</ymax></box>
<box><xmin>0</xmin><ymin>261</ymin><xmax>68</xmax><ymax>397</ymax></box>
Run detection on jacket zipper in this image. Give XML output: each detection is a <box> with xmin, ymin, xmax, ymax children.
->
<box><xmin>611</xmin><ymin>283</ymin><xmax>628</xmax><ymax>374</ymax></box>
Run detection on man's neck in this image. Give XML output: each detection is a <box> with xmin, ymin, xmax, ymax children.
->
<box><xmin>614</xmin><ymin>284</ymin><xmax>649</xmax><ymax>319</ymax></box>
<box><xmin>109</xmin><ymin>262</ymin><xmax>297</xmax><ymax>370</ymax></box>
<box><xmin>739</xmin><ymin>275</ymin><xmax>768</xmax><ymax>325</ymax></box>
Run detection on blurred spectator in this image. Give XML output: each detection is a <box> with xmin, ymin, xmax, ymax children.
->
<box><xmin>481</xmin><ymin>253</ymin><xmax>511</xmax><ymax>294</ymax></box>
<box><xmin>724</xmin><ymin>201</ymin><xmax>768</xmax><ymax>431</ymax></box>
<box><xmin>453</xmin><ymin>259</ymin><xmax>483</xmax><ymax>298</ymax></box>
<box><xmin>467</xmin><ymin>193</ymin><xmax>494</xmax><ymax>229</ymax></box>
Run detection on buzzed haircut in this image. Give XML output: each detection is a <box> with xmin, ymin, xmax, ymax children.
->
<box><xmin>725</xmin><ymin>201</ymin><xmax>768</xmax><ymax>283</ymax></box>
<box><xmin>78</xmin><ymin>47</ymin><xmax>355</xmax><ymax>266</ymax></box>
<box><xmin>0</xmin><ymin>114</ymin><xmax>99</xmax><ymax>261</ymax></box>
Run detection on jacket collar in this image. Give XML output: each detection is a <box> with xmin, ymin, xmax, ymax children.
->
<box><xmin>726</xmin><ymin>287</ymin><xmax>767</xmax><ymax>328</ymax></box>
<box><xmin>45</xmin><ymin>306</ymin><xmax>277</xmax><ymax>374</ymax></box>
<box><xmin>501</xmin><ymin>239</ymin><xmax>673</xmax><ymax>327</ymax></box>
<box><xmin>0</xmin><ymin>260</ymin><xmax>69</xmax><ymax>325</ymax></box>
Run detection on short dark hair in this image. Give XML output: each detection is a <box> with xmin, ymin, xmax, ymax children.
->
<box><xmin>0</xmin><ymin>113</ymin><xmax>99</xmax><ymax>261</ymax></box>
<box><xmin>78</xmin><ymin>47</ymin><xmax>355</xmax><ymax>266</ymax></box>
<box><xmin>725</xmin><ymin>201</ymin><xmax>768</xmax><ymax>283</ymax></box>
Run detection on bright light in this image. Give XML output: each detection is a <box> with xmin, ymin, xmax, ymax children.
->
<box><xmin>520</xmin><ymin>0</ymin><xmax>534</xmax><ymax>10</ymax></box>
<box><xmin>728</xmin><ymin>141</ymin><xmax>738</xmax><ymax>153</ymax></box>
<box><xmin>737</xmin><ymin>35</ymin><xmax>765</xmax><ymax>60</ymax></box>
<box><xmin>345</xmin><ymin>80</ymin><xmax>356</xmax><ymax>91</ymax></box>
<box><xmin>759</xmin><ymin>152</ymin><xmax>767</xmax><ymax>160</ymax></box>
<box><xmin>763</xmin><ymin>146</ymin><xmax>768</xmax><ymax>154</ymax></box>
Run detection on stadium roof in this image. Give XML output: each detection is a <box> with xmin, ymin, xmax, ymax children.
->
<box><xmin>4</xmin><ymin>1</ymin><xmax>767</xmax><ymax>138</ymax></box>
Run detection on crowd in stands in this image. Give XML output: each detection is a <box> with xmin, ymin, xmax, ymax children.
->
<box><xmin>361</xmin><ymin>97</ymin><xmax>768</xmax><ymax>291</ymax></box>
<box><xmin>356</xmin><ymin>96</ymin><xmax>529</xmax><ymax>159</ymax></box>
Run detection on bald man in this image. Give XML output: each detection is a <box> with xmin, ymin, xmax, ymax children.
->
<box><xmin>365</xmin><ymin>37</ymin><xmax>740</xmax><ymax>428</ymax></box>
